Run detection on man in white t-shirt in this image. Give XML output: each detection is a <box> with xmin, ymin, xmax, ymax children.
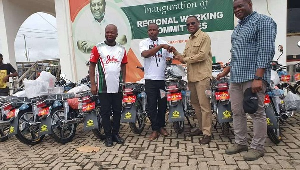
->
<box><xmin>89</xmin><ymin>24</ymin><xmax>127</xmax><ymax>147</ymax></box>
<box><xmin>139</xmin><ymin>23</ymin><xmax>172</xmax><ymax>141</ymax></box>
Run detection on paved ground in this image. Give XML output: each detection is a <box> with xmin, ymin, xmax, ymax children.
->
<box><xmin>0</xmin><ymin>113</ymin><xmax>300</xmax><ymax>170</ymax></box>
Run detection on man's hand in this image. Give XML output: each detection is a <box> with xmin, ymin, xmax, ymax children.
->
<box><xmin>161</xmin><ymin>44</ymin><xmax>171</xmax><ymax>51</ymax></box>
<box><xmin>251</xmin><ymin>80</ymin><xmax>263</xmax><ymax>93</ymax></box>
<box><xmin>91</xmin><ymin>84</ymin><xmax>97</xmax><ymax>95</ymax></box>
<box><xmin>168</xmin><ymin>46</ymin><xmax>177</xmax><ymax>53</ymax></box>
<box><xmin>2</xmin><ymin>75</ymin><xmax>9</xmax><ymax>83</ymax></box>
<box><xmin>216</xmin><ymin>72</ymin><xmax>226</xmax><ymax>80</ymax></box>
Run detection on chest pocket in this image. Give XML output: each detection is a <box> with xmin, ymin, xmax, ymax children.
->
<box><xmin>191</xmin><ymin>40</ymin><xmax>202</xmax><ymax>54</ymax></box>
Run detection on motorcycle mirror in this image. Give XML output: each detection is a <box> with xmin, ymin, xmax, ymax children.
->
<box><xmin>276</xmin><ymin>45</ymin><xmax>283</xmax><ymax>61</ymax></box>
<box><xmin>297</xmin><ymin>41</ymin><xmax>300</xmax><ymax>48</ymax></box>
<box><xmin>278</xmin><ymin>45</ymin><xmax>283</xmax><ymax>53</ymax></box>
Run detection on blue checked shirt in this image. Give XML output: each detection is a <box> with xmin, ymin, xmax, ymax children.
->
<box><xmin>230</xmin><ymin>11</ymin><xmax>277</xmax><ymax>83</ymax></box>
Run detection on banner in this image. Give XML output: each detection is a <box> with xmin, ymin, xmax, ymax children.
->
<box><xmin>122</xmin><ymin>0</ymin><xmax>234</xmax><ymax>39</ymax></box>
<box><xmin>69</xmin><ymin>0</ymin><xmax>234</xmax><ymax>82</ymax></box>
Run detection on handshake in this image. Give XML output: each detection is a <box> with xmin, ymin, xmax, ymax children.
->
<box><xmin>161</xmin><ymin>44</ymin><xmax>184</xmax><ymax>63</ymax></box>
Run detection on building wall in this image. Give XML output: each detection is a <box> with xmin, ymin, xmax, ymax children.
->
<box><xmin>287</xmin><ymin>36</ymin><xmax>300</xmax><ymax>55</ymax></box>
<box><xmin>251</xmin><ymin>0</ymin><xmax>287</xmax><ymax>65</ymax></box>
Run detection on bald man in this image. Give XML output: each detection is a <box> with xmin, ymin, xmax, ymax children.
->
<box><xmin>89</xmin><ymin>24</ymin><xmax>128</xmax><ymax>147</ymax></box>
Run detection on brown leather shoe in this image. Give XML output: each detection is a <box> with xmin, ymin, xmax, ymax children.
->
<box><xmin>149</xmin><ymin>131</ymin><xmax>160</xmax><ymax>141</ymax></box>
<box><xmin>189</xmin><ymin>129</ymin><xmax>203</xmax><ymax>136</ymax></box>
<box><xmin>159</xmin><ymin>127</ymin><xmax>169</xmax><ymax>136</ymax></box>
<box><xmin>200</xmin><ymin>135</ymin><xmax>211</xmax><ymax>145</ymax></box>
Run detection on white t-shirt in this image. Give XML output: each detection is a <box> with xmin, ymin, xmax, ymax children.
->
<box><xmin>139</xmin><ymin>38</ymin><xmax>172</xmax><ymax>80</ymax></box>
<box><xmin>90</xmin><ymin>42</ymin><xmax>127</xmax><ymax>93</ymax></box>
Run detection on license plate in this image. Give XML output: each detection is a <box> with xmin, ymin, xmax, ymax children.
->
<box><xmin>123</xmin><ymin>95</ymin><xmax>136</xmax><ymax>103</ymax></box>
<box><xmin>167</xmin><ymin>92</ymin><xmax>182</xmax><ymax>101</ymax></box>
<box><xmin>215</xmin><ymin>91</ymin><xmax>230</xmax><ymax>100</ymax></box>
<box><xmin>38</xmin><ymin>107</ymin><xmax>50</xmax><ymax>117</ymax></box>
<box><xmin>82</xmin><ymin>102</ymin><xmax>96</xmax><ymax>112</ymax></box>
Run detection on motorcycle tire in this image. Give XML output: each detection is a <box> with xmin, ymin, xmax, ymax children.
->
<box><xmin>16</xmin><ymin>108</ymin><xmax>45</xmax><ymax>145</ymax></box>
<box><xmin>0</xmin><ymin>127</ymin><xmax>9</xmax><ymax>142</ymax></box>
<box><xmin>221</xmin><ymin>122</ymin><xmax>230</xmax><ymax>136</ymax></box>
<box><xmin>267</xmin><ymin>127</ymin><xmax>281</xmax><ymax>144</ymax></box>
<box><xmin>50</xmin><ymin>106</ymin><xmax>77</xmax><ymax>144</ymax></box>
<box><xmin>173</xmin><ymin>121</ymin><xmax>184</xmax><ymax>134</ymax></box>
<box><xmin>129</xmin><ymin>107</ymin><xmax>146</xmax><ymax>134</ymax></box>
<box><xmin>92</xmin><ymin>112</ymin><xmax>106</xmax><ymax>140</ymax></box>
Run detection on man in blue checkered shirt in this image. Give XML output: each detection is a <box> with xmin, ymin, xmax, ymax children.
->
<box><xmin>217</xmin><ymin>0</ymin><xmax>277</xmax><ymax>161</ymax></box>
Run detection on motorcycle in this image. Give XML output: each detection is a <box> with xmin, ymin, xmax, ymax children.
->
<box><xmin>50</xmin><ymin>91</ymin><xmax>103</xmax><ymax>144</ymax></box>
<box><xmin>13</xmin><ymin>94</ymin><xmax>74</xmax><ymax>145</ymax></box>
<box><xmin>12</xmin><ymin>96</ymin><xmax>47</xmax><ymax>145</ymax></box>
<box><xmin>121</xmin><ymin>82</ymin><xmax>147</xmax><ymax>134</ymax></box>
<box><xmin>121</xmin><ymin>66</ymin><xmax>147</xmax><ymax>134</ymax></box>
<box><xmin>207</xmin><ymin>63</ymin><xmax>232</xmax><ymax>136</ymax></box>
<box><xmin>264</xmin><ymin>61</ymin><xmax>296</xmax><ymax>144</ymax></box>
<box><xmin>163</xmin><ymin>63</ymin><xmax>195</xmax><ymax>134</ymax></box>
<box><xmin>0</xmin><ymin>96</ymin><xmax>32</xmax><ymax>142</ymax></box>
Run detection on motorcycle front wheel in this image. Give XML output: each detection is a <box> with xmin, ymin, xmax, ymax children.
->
<box><xmin>16</xmin><ymin>108</ymin><xmax>45</xmax><ymax>145</ymax></box>
<box><xmin>50</xmin><ymin>106</ymin><xmax>77</xmax><ymax>144</ymax></box>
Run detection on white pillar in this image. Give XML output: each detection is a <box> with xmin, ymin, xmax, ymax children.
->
<box><xmin>55</xmin><ymin>0</ymin><xmax>77</xmax><ymax>82</ymax></box>
<box><xmin>0</xmin><ymin>0</ymin><xmax>22</xmax><ymax>68</ymax></box>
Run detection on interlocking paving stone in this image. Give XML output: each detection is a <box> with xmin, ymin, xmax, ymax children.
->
<box><xmin>0</xmin><ymin>114</ymin><xmax>300</xmax><ymax>169</ymax></box>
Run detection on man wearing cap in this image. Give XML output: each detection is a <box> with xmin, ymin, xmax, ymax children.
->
<box><xmin>0</xmin><ymin>54</ymin><xmax>18</xmax><ymax>96</ymax></box>
<box><xmin>217</xmin><ymin>0</ymin><xmax>277</xmax><ymax>161</ymax></box>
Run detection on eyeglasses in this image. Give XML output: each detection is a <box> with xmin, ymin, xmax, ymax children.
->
<box><xmin>186</xmin><ymin>22</ymin><xmax>196</xmax><ymax>27</ymax></box>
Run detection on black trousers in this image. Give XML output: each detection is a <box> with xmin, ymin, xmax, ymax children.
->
<box><xmin>145</xmin><ymin>79</ymin><xmax>167</xmax><ymax>131</ymax></box>
<box><xmin>98</xmin><ymin>93</ymin><xmax>122</xmax><ymax>137</ymax></box>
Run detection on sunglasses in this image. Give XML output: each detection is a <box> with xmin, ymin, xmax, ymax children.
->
<box><xmin>186</xmin><ymin>22</ymin><xmax>196</xmax><ymax>27</ymax></box>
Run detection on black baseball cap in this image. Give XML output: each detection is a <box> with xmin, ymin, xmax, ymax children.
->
<box><xmin>243</xmin><ymin>88</ymin><xmax>258</xmax><ymax>114</ymax></box>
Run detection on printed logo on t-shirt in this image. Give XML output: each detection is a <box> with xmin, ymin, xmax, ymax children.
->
<box><xmin>106</xmin><ymin>55</ymin><xmax>119</xmax><ymax>64</ymax></box>
<box><xmin>0</xmin><ymin>70</ymin><xmax>7</xmax><ymax>88</ymax></box>
<box><xmin>149</xmin><ymin>42</ymin><xmax>163</xmax><ymax>67</ymax></box>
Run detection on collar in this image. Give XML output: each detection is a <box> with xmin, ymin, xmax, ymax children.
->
<box><xmin>189</xmin><ymin>29</ymin><xmax>202</xmax><ymax>39</ymax></box>
<box><xmin>238</xmin><ymin>11</ymin><xmax>257</xmax><ymax>24</ymax></box>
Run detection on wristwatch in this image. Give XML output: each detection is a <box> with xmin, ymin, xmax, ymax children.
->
<box><xmin>254</xmin><ymin>75</ymin><xmax>262</xmax><ymax>80</ymax></box>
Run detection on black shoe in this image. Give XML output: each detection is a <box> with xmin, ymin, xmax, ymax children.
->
<box><xmin>112</xmin><ymin>134</ymin><xmax>125</xmax><ymax>144</ymax></box>
<box><xmin>105</xmin><ymin>136</ymin><xmax>113</xmax><ymax>147</ymax></box>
